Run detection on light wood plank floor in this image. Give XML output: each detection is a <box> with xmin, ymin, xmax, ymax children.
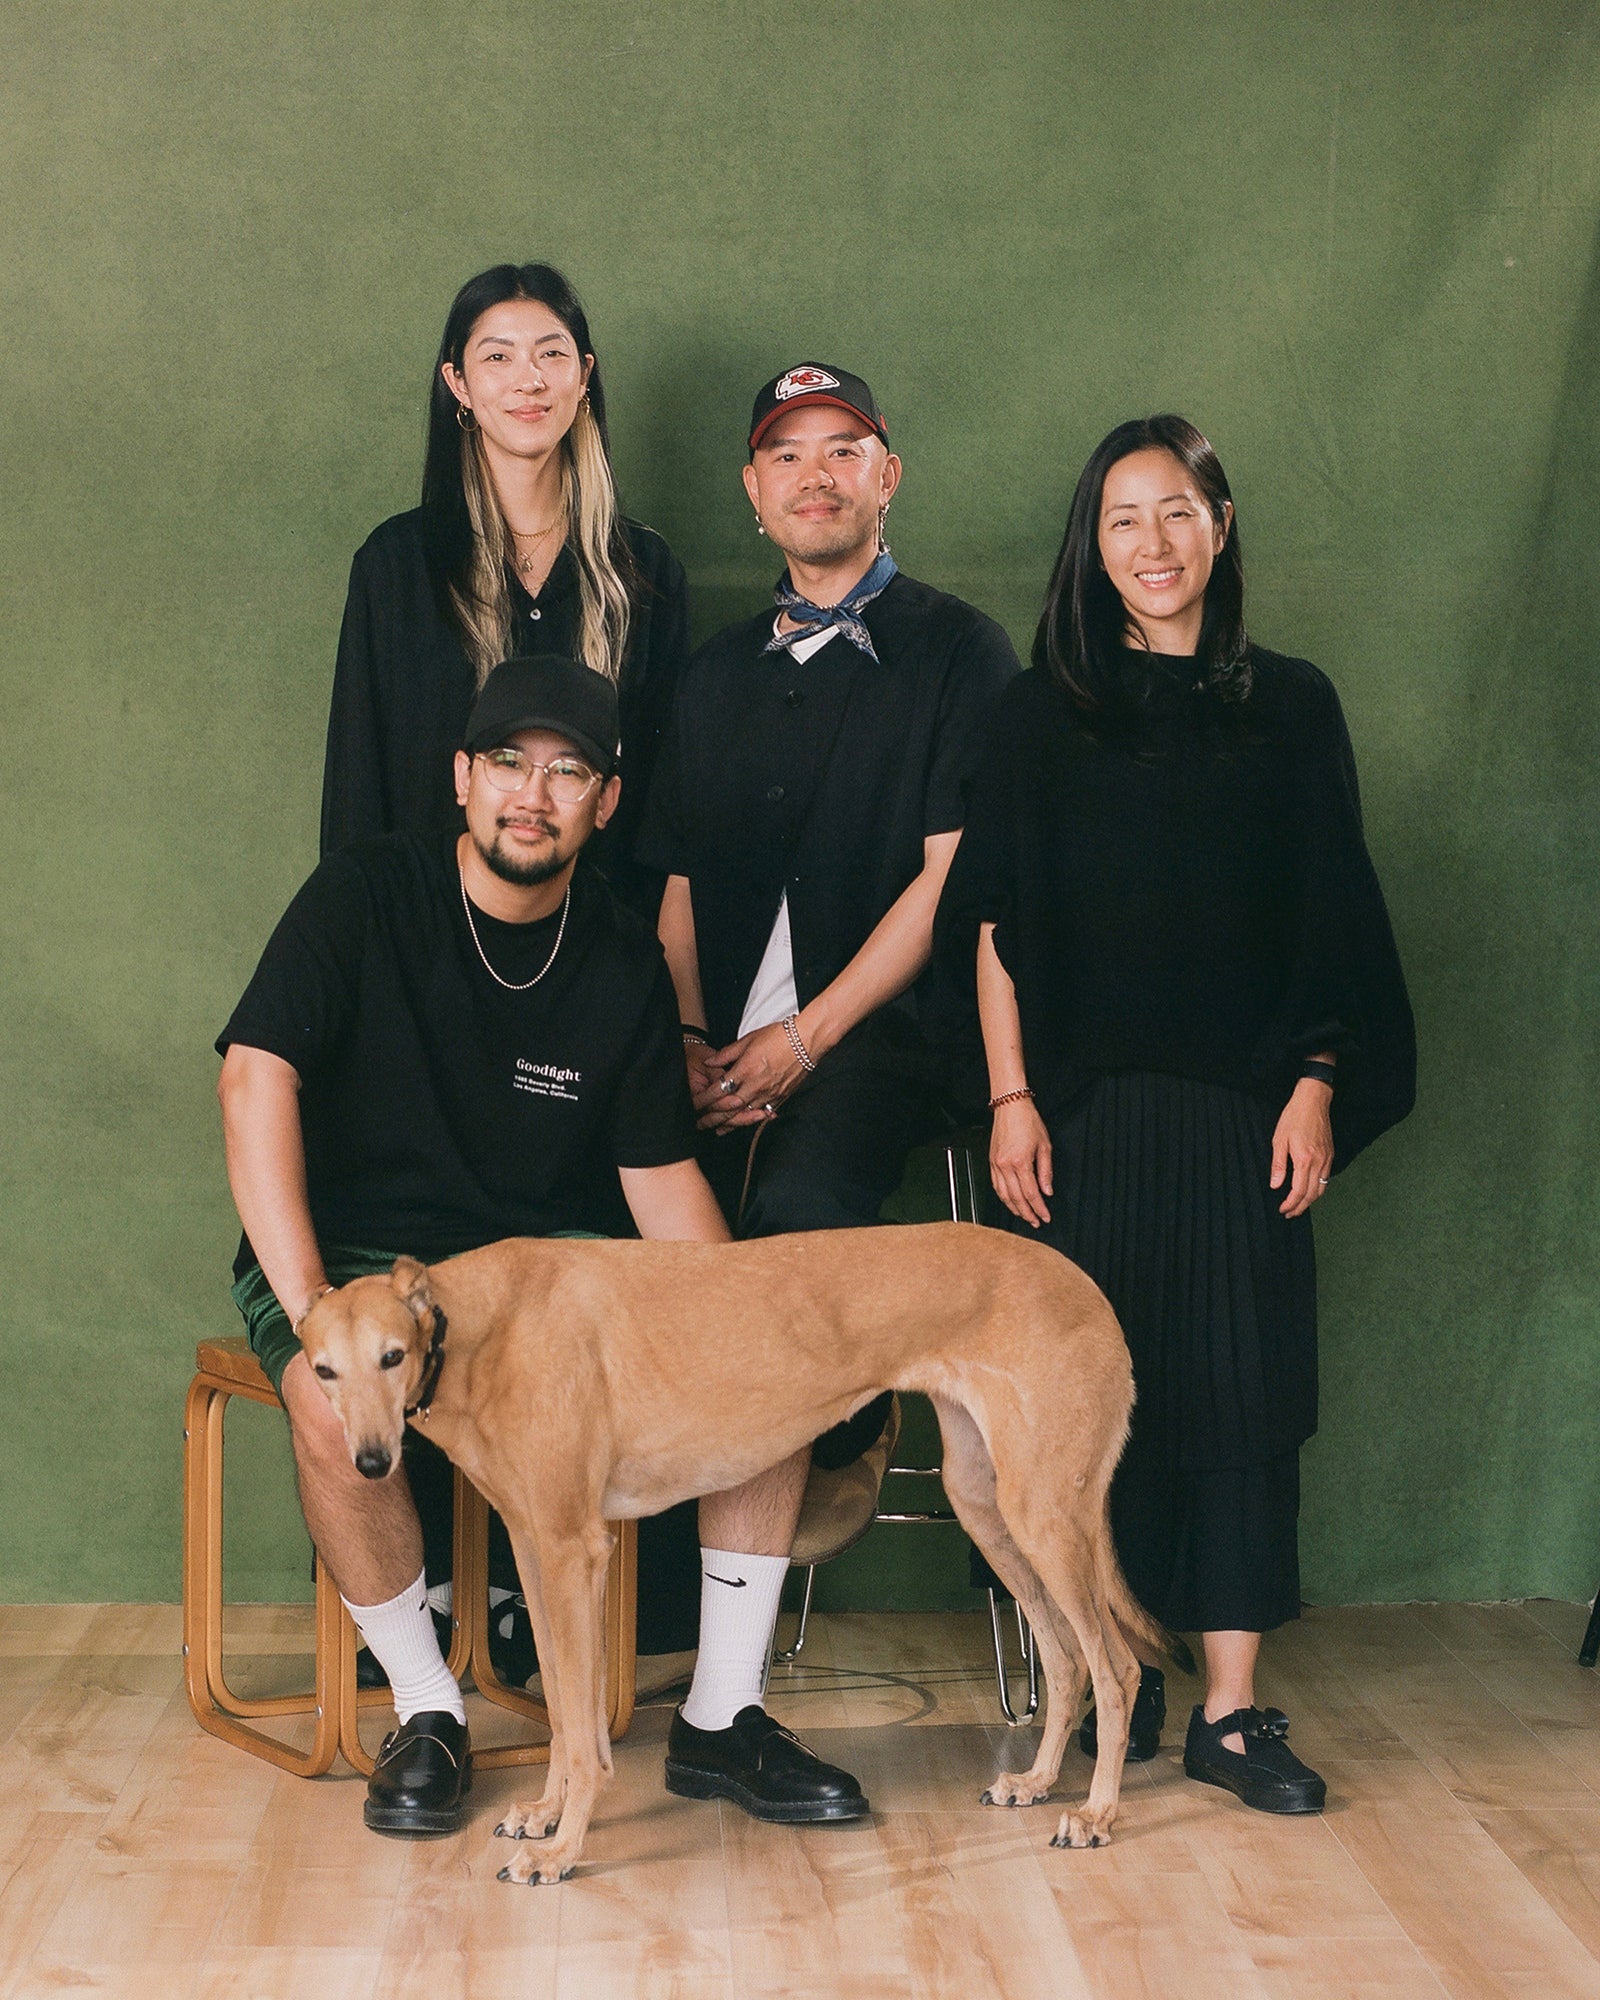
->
<box><xmin>3</xmin><ymin>1601</ymin><xmax>1600</xmax><ymax>1998</ymax></box>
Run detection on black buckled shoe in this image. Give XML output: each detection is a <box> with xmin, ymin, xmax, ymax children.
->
<box><xmin>1078</xmin><ymin>1665</ymin><xmax>1165</xmax><ymax>1762</ymax></box>
<box><xmin>665</xmin><ymin>1705</ymin><xmax>869</xmax><ymax>1824</ymax></box>
<box><xmin>1183</xmin><ymin>1704</ymin><xmax>1326</xmax><ymax>1814</ymax></box>
<box><xmin>363</xmin><ymin>1711</ymin><xmax>472</xmax><ymax>1836</ymax></box>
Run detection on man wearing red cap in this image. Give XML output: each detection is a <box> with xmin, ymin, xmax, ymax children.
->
<box><xmin>639</xmin><ymin>363</ymin><xmax>1019</xmax><ymax>1816</ymax></box>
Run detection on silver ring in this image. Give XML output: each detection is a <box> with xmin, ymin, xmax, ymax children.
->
<box><xmin>1317</xmin><ymin>1176</ymin><xmax>1330</xmax><ymax>1185</ymax></box>
<box><xmin>761</xmin><ymin>1101</ymin><xmax>776</xmax><ymax>1116</ymax></box>
<box><xmin>719</xmin><ymin>1077</ymin><xmax>738</xmax><ymax>1095</ymax></box>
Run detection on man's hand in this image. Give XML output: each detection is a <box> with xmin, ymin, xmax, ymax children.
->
<box><xmin>695</xmin><ymin>1021</ymin><xmax>807</xmax><ymax>1131</ymax></box>
<box><xmin>684</xmin><ymin>1037</ymin><xmax>723</xmax><ymax>1110</ymax></box>
<box><xmin>1270</xmin><ymin>1078</ymin><xmax>1335</xmax><ymax>1217</ymax></box>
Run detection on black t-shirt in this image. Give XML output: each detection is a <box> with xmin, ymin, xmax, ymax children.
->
<box><xmin>637</xmin><ymin>571</ymin><xmax>1019</xmax><ymax>1043</ymax></box>
<box><xmin>217</xmin><ymin>835</ymin><xmax>696</xmax><ymax>1274</ymax></box>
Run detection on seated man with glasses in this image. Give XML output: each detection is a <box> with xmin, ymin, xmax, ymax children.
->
<box><xmin>217</xmin><ymin>654</ymin><xmax>867</xmax><ymax>1838</ymax></box>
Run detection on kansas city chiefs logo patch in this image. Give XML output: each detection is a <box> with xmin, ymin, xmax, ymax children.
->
<box><xmin>775</xmin><ymin>366</ymin><xmax>840</xmax><ymax>401</ymax></box>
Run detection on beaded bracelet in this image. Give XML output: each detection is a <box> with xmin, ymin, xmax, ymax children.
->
<box><xmin>782</xmin><ymin>1013</ymin><xmax>817</xmax><ymax>1074</ymax></box>
<box><xmin>988</xmin><ymin>1086</ymin><xmax>1036</xmax><ymax>1110</ymax></box>
<box><xmin>681</xmin><ymin>1025</ymin><xmax>711</xmax><ymax>1048</ymax></box>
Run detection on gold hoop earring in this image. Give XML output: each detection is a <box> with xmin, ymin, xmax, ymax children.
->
<box><xmin>456</xmin><ymin>403</ymin><xmax>477</xmax><ymax>433</ymax></box>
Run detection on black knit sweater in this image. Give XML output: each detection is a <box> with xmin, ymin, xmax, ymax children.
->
<box><xmin>933</xmin><ymin>649</ymin><xmax>1415</xmax><ymax>1169</ymax></box>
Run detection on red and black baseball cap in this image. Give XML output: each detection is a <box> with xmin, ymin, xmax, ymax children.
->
<box><xmin>748</xmin><ymin>364</ymin><xmax>888</xmax><ymax>453</ymax></box>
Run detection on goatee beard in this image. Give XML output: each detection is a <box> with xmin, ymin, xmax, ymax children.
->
<box><xmin>477</xmin><ymin>829</ymin><xmax>568</xmax><ymax>887</ymax></box>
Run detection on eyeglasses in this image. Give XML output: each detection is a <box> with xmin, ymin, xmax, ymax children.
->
<box><xmin>475</xmin><ymin>748</ymin><xmax>601</xmax><ymax>804</ymax></box>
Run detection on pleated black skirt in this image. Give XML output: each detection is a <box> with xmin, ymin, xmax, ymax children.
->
<box><xmin>978</xmin><ymin>1071</ymin><xmax>1317</xmax><ymax>1634</ymax></box>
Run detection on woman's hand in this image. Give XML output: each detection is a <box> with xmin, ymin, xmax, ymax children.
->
<box><xmin>1270</xmin><ymin>1078</ymin><xmax>1334</xmax><ymax>1217</ymax></box>
<box><xmin>990</xmin><ymin>1097</ymin><xmax>1054</xmax><ymax>1228</ymax></box>
<box><xmin>694</xmin><ymin>1022</ymin><xmax>807</xmax><ymax>1132</ymax></box>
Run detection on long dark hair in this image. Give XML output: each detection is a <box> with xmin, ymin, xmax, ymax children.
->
<box><xmin>420</xmin><ymin>262</ymin><xmax>634</xmax><ymax>686</ymax></box>
<box><xmin>1034</xmin><ymin>414</ymin><xmax>1249</xmax><ymax>716</ymax></box>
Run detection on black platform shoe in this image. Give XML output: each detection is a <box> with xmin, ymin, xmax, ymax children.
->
<box><xmin>363</xmin><ymin>1711</ymin><xmax>472</xmax><ymax>1836</ymax></box>
<box><xmin>1078</xmin><ymin>1665</ymin><xmax>1165</xmax><ymax>1762</ymax></box>
<box><xmin>664</xmin><ymin>1705</ymin><xmax>869</xmax><ymax>1824</ymax></box>
<box><xmin>1183</xmin><ymin>1704</ymin><xmax>1326</xmax><ymax>1813</ymax></box>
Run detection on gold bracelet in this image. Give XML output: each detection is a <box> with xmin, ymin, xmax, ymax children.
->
<box><xmin>293</xmin><ymin>1282</ymin><xmax>335</xmax><ymax>1337</ymax></box>
<box><xmin>988</xmin><ymin>1086</ymin><xmax>1035</xmax><ymax>1110</ymax></box>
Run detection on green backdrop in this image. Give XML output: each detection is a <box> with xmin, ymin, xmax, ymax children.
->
<box><xmin>3</xmin><ymin>1</ymin><xmax>1597</xmax><ymax>1610</ymax></box>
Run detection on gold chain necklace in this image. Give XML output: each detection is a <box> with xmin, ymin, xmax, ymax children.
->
<box><xmin>509</xmin><ymin>513</ymin><xmax>563</xmax><ymax>576</ymax></box>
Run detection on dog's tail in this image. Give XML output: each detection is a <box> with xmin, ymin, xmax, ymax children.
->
<box><xmin>1095</xmin><ymin>1533</ymin><xmax>1196</xmax><ymax>1677</ymax></box>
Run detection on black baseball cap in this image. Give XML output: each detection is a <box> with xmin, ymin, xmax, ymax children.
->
<box><xmin>463</xmin><ymin>655</ymin><xmax>620</xmax><ymax>774</ymax></box>
<box><xmin>748</xmin><ymin>363</ymin><xmax>888</xmax><ymax>453</ymax></box>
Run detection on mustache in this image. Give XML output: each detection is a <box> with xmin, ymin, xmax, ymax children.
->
<box><xmin>496</xmin><ymin>814</ymin><xmax>559</xmax><ymax>839</ymax></box>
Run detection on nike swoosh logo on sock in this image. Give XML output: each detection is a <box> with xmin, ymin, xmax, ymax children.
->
<box><xmin>706</xmin><ymin>1574</ymin><xmax>748</xmax><ymax>1588</ymax></box>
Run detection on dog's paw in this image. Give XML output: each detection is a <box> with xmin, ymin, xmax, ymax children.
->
<box><xmin>495</xmin><ymin>1801</ymin><xmax>561</xmax><ymax>1842</ymax></box>
<box><xmin>1049</xmin><ymin>1807</ymin><xmax>1115</xmax><ymax>1850</ymax></box>
<box><xmin>980</xmin><ymin>1771</ymin><xmax>1052</xmax><ymax>1809</ymax></box>
<box><xmin>497</xmin><ymin>1851</ymin><xmax>575</xmax><ymax>1886</ymax></box>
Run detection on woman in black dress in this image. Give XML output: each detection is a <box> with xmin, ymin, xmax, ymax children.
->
<box><xmin>320</xmin><ymin>261</ymin><xmax>688</xmax><ymax>917</ymax></box>
<box><xmin>937</xmin><ymin>415</ymin><xmax>1414</xmax><ymax>1812</ymax></box>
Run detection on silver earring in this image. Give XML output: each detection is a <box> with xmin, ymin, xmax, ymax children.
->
<box><xmin>754</xmin><ymin>515</ymin><xmax>766</xmax><ymax>536</ymax></box>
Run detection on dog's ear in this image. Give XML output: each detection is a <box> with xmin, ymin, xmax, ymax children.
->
<box><xmin>389</xmin><ymin>1255</ymin><xmax>435</xmax><ymax>1328</ymax></box>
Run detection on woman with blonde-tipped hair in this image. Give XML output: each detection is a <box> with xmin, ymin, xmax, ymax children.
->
<box><xmin>320</xmin><ymin>261</ymin><xmax>687</xmax><ymax>915</ymax></box>
<box><xmin>316</xmin><ymin>264</ymin><xmax>694</xmax><ymax>1683</ymax></box>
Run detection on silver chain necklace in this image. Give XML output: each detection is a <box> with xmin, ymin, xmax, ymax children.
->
<box><xmin>458</xmin><ymin>869</ymin><xmax>570</xmax><ymax>992</ymax></box>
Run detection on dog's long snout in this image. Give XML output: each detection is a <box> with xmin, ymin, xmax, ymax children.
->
<box><xmin>354</xmin><ymin>1444</ymin><xmax>393</xmax><ymax>1480</ymax></box>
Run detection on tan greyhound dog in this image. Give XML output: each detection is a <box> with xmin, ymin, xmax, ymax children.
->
<box><xmin>298</xmin><ymin>1220</ymin><xmax>1175</xmax><ymax>1884</ymax></box>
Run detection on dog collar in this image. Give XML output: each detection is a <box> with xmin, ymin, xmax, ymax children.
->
<box><xmin>405</xmin><ymin>1307</ymin><xmax>449</xmax><ymax>1421</ymax></box>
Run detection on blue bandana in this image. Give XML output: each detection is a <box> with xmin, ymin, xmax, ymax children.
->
<box><xmin>762</xmin><ymin>549</ymin><xmax>898</xmax><ymax>664</ymax></box>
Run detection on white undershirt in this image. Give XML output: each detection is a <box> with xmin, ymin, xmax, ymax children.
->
<box><xmin>736</xmin><ymin>620</ymin><xmax>840</xmax><ymax>1039</ymax></box>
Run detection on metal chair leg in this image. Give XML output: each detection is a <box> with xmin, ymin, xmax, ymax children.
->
<box><xmin>988</xmin><ymin>1587</ymin><xmax>1040</xmax><ymax>1725</ymax></box>
<box><xmin>772</xmin><ymin>1565</ymin><xmax>817</xmax><ymax>1666</ymax></box>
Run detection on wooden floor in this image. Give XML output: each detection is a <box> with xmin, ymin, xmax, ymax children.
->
<box><xmin>3</xmin><ymin>1602</ymin><xmax>1600</xmax><ymax>1998</ymax></box>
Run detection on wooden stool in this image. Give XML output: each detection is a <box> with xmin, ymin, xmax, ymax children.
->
<box><xmin>182</xmin><ymin>1335</ymin><xmax>637</xmax><ymax>1777</ymax></box>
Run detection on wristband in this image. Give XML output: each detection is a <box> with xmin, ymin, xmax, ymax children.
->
<box><xmin>1298</xmin><ymin>1060</ymin><xmax>1337</xmax><ymax>1087</ymax></box>
<box><xmin>782</xmin><ymin>1013</ymin><xmax>817</xmax><ymax>1074</ymax></box>
<box><xmin>681</xmin><ymin>1026</ymin><xmax>711</xmax><ymax>1047</ymax></box>
<box><xmin>988</xmin><ymin>1086</ymin><xmax>1035</xmax><ymax>1110</ymax></box>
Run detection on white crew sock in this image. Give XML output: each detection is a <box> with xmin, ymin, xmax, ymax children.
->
<box><xmin>342</xmin><ymin>1569</ymin><xmax>466</xmax><ymax>1726</ymax></box>
<box><xmin>680</xmin><ymin>1548</ymin><xmax>790</xmax><ymax>1732</ymax></box>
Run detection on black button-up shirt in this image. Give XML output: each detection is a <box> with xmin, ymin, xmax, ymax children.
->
<box><xmin>638</xmin><ymin>572</ymin><xmax>1019</xmax><ymax>1044</ymax></box>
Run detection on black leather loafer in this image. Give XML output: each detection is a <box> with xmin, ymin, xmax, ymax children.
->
<box><xmin>1183</xmin><ymin>1704</ymin><xmax>1326</xmax><ymax>1813</ymax></box>
<box><xmin>664</xmin><ymin>1705</ymin><xmax>869</xmax><ymax>1823</ymax></box>
<box><xmin>1078</xmin><ymin>1665</ymin><xmax>1165</xmax><ymax>1762</ymax></box>
<box><xmin>363</xmin><ymin>1711</ymin><xmax>472</xmax><ymax>1836</ymax></box>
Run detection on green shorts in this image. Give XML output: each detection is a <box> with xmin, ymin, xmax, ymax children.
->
<box><xmin>230</xmin><ymin>1234</ymin><xmax>611</xmax><ymax>1401</ymax></box>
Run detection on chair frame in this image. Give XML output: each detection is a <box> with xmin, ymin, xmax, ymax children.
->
<box><xmin>182</xmin><ymin>1336</ymin><xmax>635</xmax><ymax>1777</ymax></box>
